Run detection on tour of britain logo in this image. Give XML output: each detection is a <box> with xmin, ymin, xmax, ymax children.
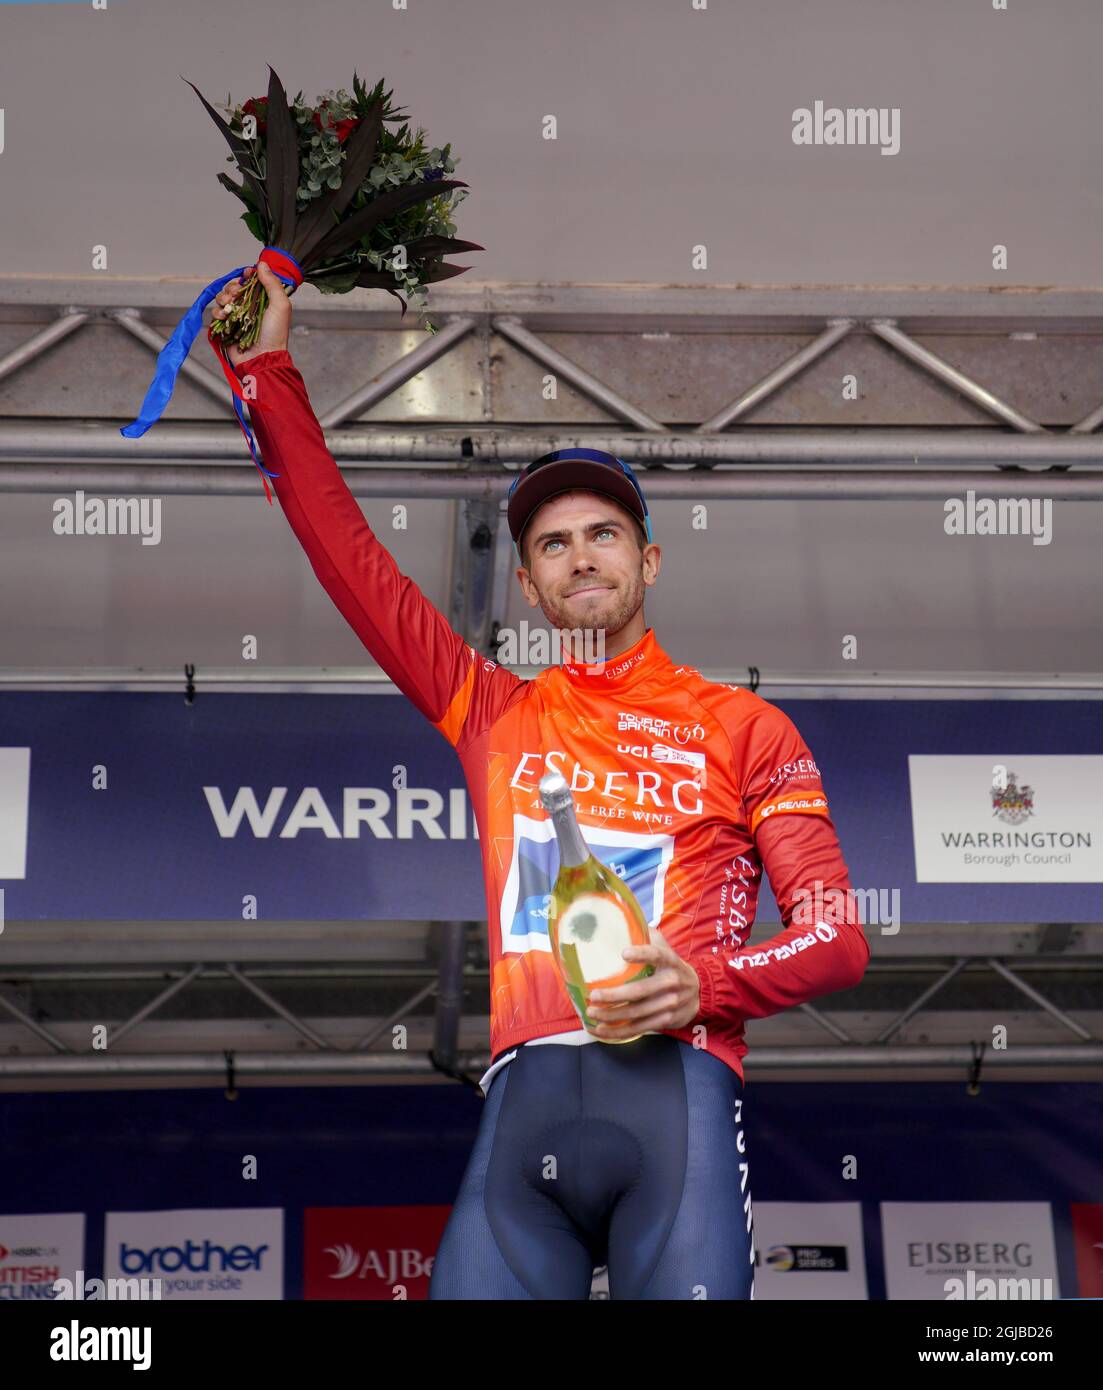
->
<box><xmin>991</xmin><ymin>772</ymin><xmax>1034</xmax><ymax>826</ymax></box>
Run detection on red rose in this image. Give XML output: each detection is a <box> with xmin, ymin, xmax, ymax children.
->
<box><xmin>311</xmin><ymin>99</ymin><xmax>360</xmax><ymax>145</ymax></box>
<box><xmin>241</xmin><ymin>96</ymin><xmax>268</xmax><ymax>136</ymax></box>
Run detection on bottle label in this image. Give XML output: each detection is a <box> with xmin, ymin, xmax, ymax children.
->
<box><xmin>559</xmin><ymin>892</ymin><xmax>635</xmax><ymax>983</ymax></box>
<box><xmin>555</xmin><ymin>892</ymin><xmax>654</xmax><ymax>1036</ymax></box>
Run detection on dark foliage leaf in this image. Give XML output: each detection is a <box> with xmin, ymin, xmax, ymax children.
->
<box><xmin>264</xmin><ymin>66</ymin><xmax>300</xmax><ymax>247</ymax></box>
<box><xmin>236</xmin><ymin>167</ymin><xmax>272</xmax><ymax>228</ymax></box>
<box><xmin>183</xmin><ymin>77</ymin><xmax>250</xmax><ymax>161</ymax></box>
<box><xmin>402</xmin><ymin>236</ymin><xmax>484</xmax><ymax>258</ymax></box>
<box><xmin>217</xmin><ymin>172</ymin><xmax>257</xmax><ymax>210</ymax></box>
<box><xmin>185</xmin><ymin>77</ymin><xmax>270</xmax><ymax>226</ymax></box>
<box><xmin>352</xmin><ymin>270</ymin><xmax>408</xmax><ymax>317</ymax></box>
<box><xmin>420</xmin><ymin>262</ymin><xmax>473</xmax><ymax>284</ymax></box>
<box><xmin>302</xmin><ymin>179</ymin><xmax>468</xmax><ymax>268</ymax></box>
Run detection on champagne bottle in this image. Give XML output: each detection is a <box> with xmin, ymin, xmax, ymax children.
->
<box><xmin>539</xmin><ymin>771</ymin><xmax>655</xmax><ymax>1041</ymax></box>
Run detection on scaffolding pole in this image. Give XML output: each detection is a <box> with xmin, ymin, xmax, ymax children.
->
<box><xmin>0</xmin><ymin>1044</ymin><xmax>1100</xmax><ymax>1081</ymax></box>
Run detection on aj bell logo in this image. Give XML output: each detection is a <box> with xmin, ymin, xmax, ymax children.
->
<box><xmin>326</xmin><ymin>1243</ymin><xmax>434</xmax><ymax>1283</ymax></box>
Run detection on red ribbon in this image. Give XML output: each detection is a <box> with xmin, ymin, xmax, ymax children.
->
<box><xmin>206</xmin><ymin>246</ymin><xmax>305</xmax><ymax>505</ymax></box>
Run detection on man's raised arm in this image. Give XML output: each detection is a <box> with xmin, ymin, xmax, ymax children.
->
<box><xmin>219</xmin><ymin>263</ymin><xmax>521</xmax><ymax>750</ymax></box>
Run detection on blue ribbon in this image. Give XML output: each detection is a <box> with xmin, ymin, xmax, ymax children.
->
<box><xmin>119</xmin><ymin>248</ymin><xmax>305</xmax><ymax>490</ymax></box>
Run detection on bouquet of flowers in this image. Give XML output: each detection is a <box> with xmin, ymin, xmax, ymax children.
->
<box><xmin>121</xmin><ymin>66</ymin><xmax>481</xmax><ymax>500</ymax></box>
<box><xmin>195</xmin><ymin>65</ymin><xmax>482</xmax><ymax>345</ymax></box>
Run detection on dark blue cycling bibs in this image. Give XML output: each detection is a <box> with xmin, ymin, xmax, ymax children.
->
<box><xmin>430</xmin><ymin>1033</ymin><xmax>755</xmax><ymax>1300</ymax></box>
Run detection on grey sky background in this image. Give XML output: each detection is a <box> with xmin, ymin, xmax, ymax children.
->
<box><xmin>0</xmin><ymin>0</ymin><xmax>1100</xmax><ymax>285</ymax></box>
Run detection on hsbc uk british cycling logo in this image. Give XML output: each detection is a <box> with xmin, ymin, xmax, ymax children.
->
<box><xmin>499</xmin><ymin>813</ymin><xmax>675</xmax><ymax>955</ymax></box>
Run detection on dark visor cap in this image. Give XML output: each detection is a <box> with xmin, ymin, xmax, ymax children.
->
<box><xmin>506</xmin><ymin>447</ymin><xmax>653</xmax><ymax>554</ymax></box>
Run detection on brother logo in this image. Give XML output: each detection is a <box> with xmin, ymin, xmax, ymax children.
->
<box><xmin>118</xmin><ymin>1239</ymin><xmax>269</xmax><ymax>1275</ymax></box>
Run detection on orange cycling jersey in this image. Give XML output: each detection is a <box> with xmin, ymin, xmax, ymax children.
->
<box><xmin>237</xmin><ymin>351</ymin><xmax>870</xmax><ymax>1085</ymax></box>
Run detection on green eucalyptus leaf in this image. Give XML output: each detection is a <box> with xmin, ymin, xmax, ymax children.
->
<box><xmin>242</xmin><ymin>209</ymin><xmax>265</xmax><ymax>240</ymax></box>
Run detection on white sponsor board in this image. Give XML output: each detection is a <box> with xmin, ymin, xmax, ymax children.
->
<box><xmin>0</xmin><ymin>748</ymin><xmax>31</xmax><ymax>879</ymax></box>
<box><xmin>881</xmin><ymin>1202</ymin><xmax>1059</xmax><ymax>1300</ymax></box>
<box><xmin>104</xmin><ymin>1208</ymin><xmax>283</xmax><ymax>1300</ymax></box>
<box><xmin>752</xmin><ymin>1202</ymin><xmax>867</xmax><ymax>1300</ymax></box>
<box><xmin>908</xmin><ymin>754</ymin><xmax>1103</xmax><ymax>882</ymax></box>
<box><xmin>0</xmin><ymin>1212</ymin><xmax>84</xmax><ymax>1302</ymax></box>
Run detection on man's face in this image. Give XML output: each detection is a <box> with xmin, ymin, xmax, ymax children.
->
<box><xmin>515</xmin><ymin>490</ymin><xmax>660</xmax><ymax>638</ymax></box>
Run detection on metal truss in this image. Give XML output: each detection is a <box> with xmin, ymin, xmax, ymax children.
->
<box><xmin>5</xmin><ymin>278</ymin><xmax>1103</xmax><ymax>684</ymax></box>
<box><xmin>5</xmin><ymin>280</ymin><xmax>1102</xmax><ymax>673</ymax></box>
<box><xmin>4</xmin><ymin>280</ymin><xmax>1103</xmax><ymax>478</ymax></box>
<box><xmin>3</xmin><ymin>279</ymin><xmax>1102</xmax><ymax>1087</ymax></box>
<box><xmin>0</xmin><ymin>924</ymin><xmax>1098</xmax><ymax>1085</ymax></box>
<box><xmin>2</xmin><ymin>667</ymin><xmax>1102</xmax><ymax>697</ymax></box>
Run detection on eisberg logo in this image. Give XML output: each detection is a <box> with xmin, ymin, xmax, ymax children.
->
<box><xmin>510</xmin><ymin>750</ymin><xmax>703</xmax><ymax>817</ymax></box>
<box><xmin>767</xmin><ymin>758</ymin><xmax>820</xmax><ymax>786</ymax></box>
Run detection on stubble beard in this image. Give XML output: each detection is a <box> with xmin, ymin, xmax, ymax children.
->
<box><xmin>536</xmin><ymin>565</ymin><xmax>646</xmax><ymax>660</ymax></box>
